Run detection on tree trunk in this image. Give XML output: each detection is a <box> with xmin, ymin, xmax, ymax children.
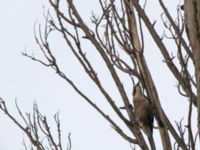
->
<box><xmin>126</xmin><ymin>1</ymin><xmax>172</xmax><ymax>149</ymax></box>
<box><xmin>185</xmin><ymin>0</ymin><xmax>200</xmax><ymax>137</ymax></box>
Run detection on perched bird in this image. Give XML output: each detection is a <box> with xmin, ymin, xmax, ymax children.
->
<box><xmin>133</xmin><ymin>83</ymin><xmax>156</xmax><ymax>150</ymax></box>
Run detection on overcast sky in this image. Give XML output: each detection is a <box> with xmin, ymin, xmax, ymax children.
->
<box><xmin>0</xmin><ymin>0</ymin><xmax>196</xmax><ymax>150</ymax></box>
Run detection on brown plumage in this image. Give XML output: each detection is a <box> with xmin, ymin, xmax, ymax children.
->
<box><xmin>133</xmin><ymin>83</ymin><xmax>156</xmax><ymax>150</ymax></box>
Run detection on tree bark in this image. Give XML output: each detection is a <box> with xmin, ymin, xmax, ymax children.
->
<box><xmin>185</xmin><ymin>0</ymin><xmax>200</xmax><ymax>138</ymax></box>
<box><xmin>126</xmin><ymin>1</ymin><xmax>172</xmax><ymax>149</ymax></box>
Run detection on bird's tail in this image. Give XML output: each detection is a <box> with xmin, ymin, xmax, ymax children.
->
<box><xmin>148</xmin><ymin>135</ymin><xmax>156</xmax><ymax>150</ymax></box>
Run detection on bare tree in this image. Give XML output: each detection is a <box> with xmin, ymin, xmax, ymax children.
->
<box><xmin>1</xmin><ymin>0</ymin><xmax>200</xmax><ymax>149</ymax></box>
<box><xmin>0</xmin><ymin>98</ymin><xmax>72</xmax><ymax>150</ymax></box>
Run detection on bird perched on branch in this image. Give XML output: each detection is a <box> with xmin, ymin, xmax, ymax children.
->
<box><xmin>133</xmin><ymin>83</ymin><xmax>156</xmax><ymax>150</ymax></box>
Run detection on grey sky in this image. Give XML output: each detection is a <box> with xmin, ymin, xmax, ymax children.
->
<box><xmin>0</xmin><ymin>0</ymin><xmax>197</xmax><ymax>150</ymax></box>
<box><xmin>0</xmin><ymin>1</ymin><xmax>131</xmax><ymax>149</ymax></box>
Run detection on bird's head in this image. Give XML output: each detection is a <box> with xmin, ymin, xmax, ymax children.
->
<box><xmin>133</xmin><ymin>82</ymin><xmax>142</xmax><ymax>97</ymax></box>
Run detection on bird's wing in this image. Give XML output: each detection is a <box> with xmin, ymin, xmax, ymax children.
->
<box><xmin>146</xmin><ymin>104</ymin><xmax>154</xmax><ymax>133</ymax></box>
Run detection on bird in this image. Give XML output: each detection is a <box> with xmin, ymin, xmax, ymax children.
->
<box><xmin>132</xmin><ymin>83</ymin><xmax>156</xmax><ymax>150</ymax></box>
